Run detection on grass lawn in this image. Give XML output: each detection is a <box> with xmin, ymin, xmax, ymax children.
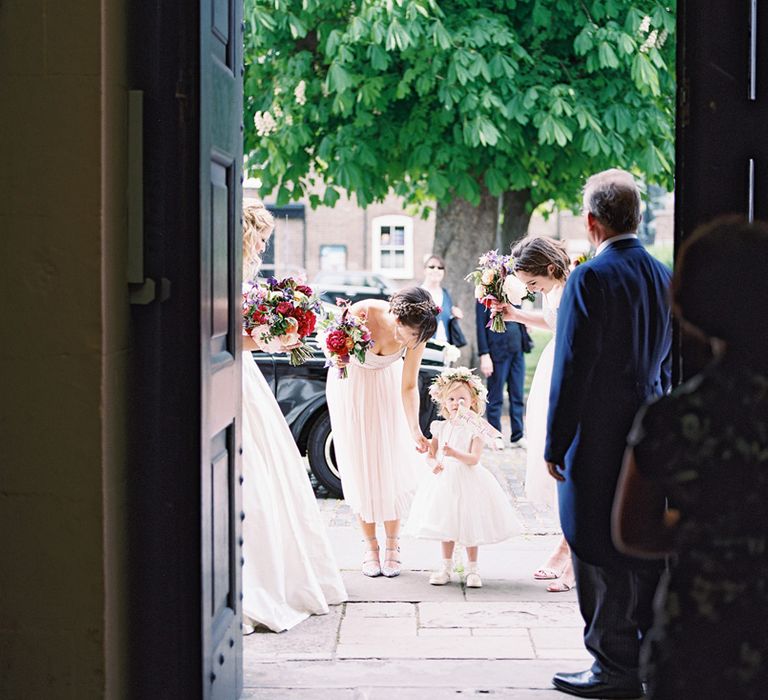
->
<box><xmin>524</xmin><ymin>327</ymin><xmax>553</xmax><ymax>400</ymax></box>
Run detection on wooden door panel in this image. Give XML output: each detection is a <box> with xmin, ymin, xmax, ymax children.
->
<box><xmin>201</xmin><ymin>0</ymin><xmax>242</xmax><ymax>697</ymax></box>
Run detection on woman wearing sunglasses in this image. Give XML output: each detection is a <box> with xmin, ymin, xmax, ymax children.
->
<box><xmin>421</xmin><ymin>254</ymin><xmax>465</xmax><ymax>346</ymax></box>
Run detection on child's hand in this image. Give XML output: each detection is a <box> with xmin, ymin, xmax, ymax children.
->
<box><xmin>432</xmin><ymin>462</ymin><xmax>444</xmax><ymax>474</ymax></box>
<box><xmin>443</xmin><ymin>444</ymin><xmax>457</xmax><ymax>458</ymax></box>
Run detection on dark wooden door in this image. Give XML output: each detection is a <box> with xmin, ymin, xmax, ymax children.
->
<box><xmin>200</xmin><ymin>0</ymin><xmax>244</xmax><ymax>697</ymax></box>
<box><xmin>675</xmin><ymin>0</ymin><xmax>768</xmax><ymax>379</ymax></box>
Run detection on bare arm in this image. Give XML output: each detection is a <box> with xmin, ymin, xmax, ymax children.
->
<box><xmin>611</xmin><ymin>447</ymin><xmax>678</xmax><ymax>559</ymax></box>
<box><xmin>443</xmin><ymin>436</ymin><xmax>483</xmax><ymax>467</ymax></box>
<box><xmin>242</xmin><ymin>333</ymin><xmax>260</xmax><ymax>352</ymax></box>
<box><xmin>402</xmin><ymin>341</ymin><xmax>429</xmax><ymax>452</ymax></box>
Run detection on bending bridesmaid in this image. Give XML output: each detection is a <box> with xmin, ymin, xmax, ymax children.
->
<box><xmin>325</xmin><ymin>288</ymin><xmax>439</xmax><ymax>577</ymax></box>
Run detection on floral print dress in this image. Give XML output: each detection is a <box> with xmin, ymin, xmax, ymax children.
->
<box><xmin>627</xmin><ymin>358</ymin><xmax>768</xmax><ymax>699</ymax></box>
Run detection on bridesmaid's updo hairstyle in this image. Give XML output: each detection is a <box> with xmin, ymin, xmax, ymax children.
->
<box><xmin>389</xmin><ymin>286</ymin><xmax>439</xmax><ymax>344</ymax></box>
<box><xmin>242</xmin><ymin>202</ymin><xmax>275</xmax><ymax>278</ymax></box>
<box><xmin>511</xmin><ymin>236</ymin><xmax>570</xmax><ymax>282</ymax></box>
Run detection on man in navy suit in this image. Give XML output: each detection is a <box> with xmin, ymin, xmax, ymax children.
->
<box><xmin>476</xmin><ymin>301</ymin><xmax>529</xmax><ymax>448</ymax></box>
<box><xmin>544</xmin><ymin>170</ymin><xmax>672</xmax><ymax>698</ymax></box>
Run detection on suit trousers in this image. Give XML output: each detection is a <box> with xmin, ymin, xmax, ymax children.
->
<box><xmin>485</xmin><ymin>351</ymin><xmax>525</xmax><ymax>442</ymax></box>
<box><xmin>572</xmin><ymin>552</ymin><xmax>662</xmax><ymax>682</ymax></box>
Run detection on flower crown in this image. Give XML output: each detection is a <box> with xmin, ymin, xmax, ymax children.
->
<box><xmin>428</xmin><ymin>366</ymin><xmax>488</xmax><ymax>406</ymax></box>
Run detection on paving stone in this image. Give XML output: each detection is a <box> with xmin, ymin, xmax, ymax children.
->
<box><xmin>243</xmin><ymin>688</ymin><xmax>570</xmax><ymax>699</ymax></box>
<box><xmin>344</xmin><ymin>602</ymin><xmax>416</xmax><ymax>619</ymax></box>
<box><xmin>463</xmin><ymin>578</ymin><xmax>577</xmax><ymax>603</ymax></box>
<box><xmin>418</xmin><ymin>627</ymin><xmax>472</xmax><ymax>637</ymax></box>
<box><xmin>336</xmin><ymin>633</ymin><xmax>535</xmax><ymax>659</ymax></box>
<box><xmin>418</xmin><ymin>601</ymin><xmax>583</xmax><ymax>629</ymax></box>
<box><xmin>529</xmin><ymin>627</ymin><xmax>584</xmax><ymax>650</ymax></box>
<box><xmin>243</xmin><ymin>658</ymin><xmax>587</xmax><ymax>690</ymax></box>
<box><xmin>339</xmin><ymin>615</ymin><xmax>417</xmax><ymax>644</ymax></box>
<box><xmin>343</xmin><ymin>570</ymin><xmax>465</xmax><ymax>603</ymax></box>
<box><xmin>242</xmin><ymin>605</ymin><xmax>342</xmax><ymax>661</ymax></box>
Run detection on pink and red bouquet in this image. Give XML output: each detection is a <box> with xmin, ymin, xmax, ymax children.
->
<box><xmin>465</xmin><ymin>250</ymin><xmax>535</xmax><ymax>332</ymax></box>
<box><xmin>242</xmin><ymin>276</ymin><xmax>322</xmax><ymax>366</ymax></box>
<box><xmin>319</xmin><ymin>300</ymin><xmax>374</xmax><ymax>379</ymax></box>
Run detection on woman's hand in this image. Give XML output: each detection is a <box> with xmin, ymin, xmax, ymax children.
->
<box><xmin>479</xmin><ymin>354</ymin><xmax>494</xmax><ymax>378</ymax></box>
<box><xmin>491</xmin><ymin>300</ymin><xmax>518</xmax><ymax>321</ymax></box>
<box><xmin>413</xmin><ymin>432</ymin><xmax>430</xmax><ymax>453</ymax></box>
<box><xmin>451</xmin><ymin>305</ymin><xmax>464</xmax><ymax>320</ymax></box>
<box><xmin>443</xmin><ymin>444</ymin><xmax>457</xmax><ymax>458</ymax></box>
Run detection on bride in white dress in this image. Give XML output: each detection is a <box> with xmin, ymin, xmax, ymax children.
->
<box><xmin>241</xmin><ymin>203</ymin><xmax>346</xmax><ymax>632</ymax></box>
<box><xmin>500</xmin><ymin>237</ymin><xmax>575</xmax><ymax>592</ymax></box>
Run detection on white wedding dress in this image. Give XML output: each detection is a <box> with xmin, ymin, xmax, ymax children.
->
<box><xmin>241</xmin><ymin>352</ymin><xmax>347</xmax><ymax>632</ymax></box>
<box><xmin>524</xmin><ymin>285</ymin><xmax>563</xmax><ymax>510</ymax></box>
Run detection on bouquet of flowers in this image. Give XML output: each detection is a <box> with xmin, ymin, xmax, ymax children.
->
<box><xmin>465</xmin><ymin>250</ymin><xmax>535</xmax><ymax>332</ymax></box>
<box><xmin>319</xmin><ymin>300</ymin><xmax>374</xmax><ymax>379</ymax></box>
<box><xmin>242</xmin><ymin>277</ymin><xmax>322</xmax><ymax>366</ymax></box>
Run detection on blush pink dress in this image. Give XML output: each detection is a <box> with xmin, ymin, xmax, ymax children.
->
<box><xmin>325</xmin><ymin>347</ymin><xmax>422</xmax><ymax>523</ymax></box>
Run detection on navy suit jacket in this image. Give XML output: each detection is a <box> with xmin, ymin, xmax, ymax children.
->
<box><xmin>544</xmin><ymin>238</ymin><xmax>672</xmax><ymax>565</ymax></box>
<box><xmin>475</xmin><ymin>302</ymin><xmax>527</xmax><ymax>358</ymax></box>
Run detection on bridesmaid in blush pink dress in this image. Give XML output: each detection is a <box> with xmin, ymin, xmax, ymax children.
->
<box><xmin>325</xmin><ymin>287</ymin><xmax>440</xmax><ymax>578</ymax></box>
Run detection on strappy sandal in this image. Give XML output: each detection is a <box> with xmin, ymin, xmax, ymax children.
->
<box><xmin>533</xmin><ymin>566</ymin><xmax>564</xmax><ymax>580</ymax></box>
<box><xmin>362</xmin><ymin>536</ymin><xmax>381</xmax><ymax>577</ymax></box>
<box><xmin>381</xmin><ymin>536</ymin><xmax>401</xmax><ymax>578</ymax></box>
<box><xmin>546</xmin><ymin>579</ymin><xmax>575</xmax><ymax>592</ymax></box>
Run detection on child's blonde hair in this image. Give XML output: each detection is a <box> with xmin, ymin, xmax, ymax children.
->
<box><xmin>243</xmin><ymin>201</ymin><xmax>274</xmax><ymax>278</ymax></box>
<box><xmin>429</xmin><ymin>367</ymin><xmax>487</xmax><ymax>418</ymax></box>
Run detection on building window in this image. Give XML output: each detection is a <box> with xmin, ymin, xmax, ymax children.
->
<box><xmin>371</xmin><ymin>215</ymin><xmax>413</xmax><ymax>279</ymax></box>
<box><xmin>320</xmin><ymin>244</ymin><xmax>347</xmax><ymax>272</ymax></box>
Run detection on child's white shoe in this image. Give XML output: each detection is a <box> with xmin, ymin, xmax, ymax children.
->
<box><xmin>429</xmin><ymin>559</ymin><xmax>452</xmax><ymax>585</ymax></box>
<box><xmin>465</xmin><ymin>563</ymin><xmax>482</xmax><ymax>588</ymax></box>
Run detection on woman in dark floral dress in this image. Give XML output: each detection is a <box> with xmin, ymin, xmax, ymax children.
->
<box><xmin>613</xmin><ymin>216</ymin><xmax>768</xmax><ymax>700</ymax></box>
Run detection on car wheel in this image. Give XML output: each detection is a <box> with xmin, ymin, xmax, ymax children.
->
<box><xmin>306</xmin><ymin>410</ymin><xmax>344</xmax><ymax>498</ymax></box>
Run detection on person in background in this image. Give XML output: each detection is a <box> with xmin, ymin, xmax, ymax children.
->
<box><xmin>613</xmin><ymin>216</ymin><xmax>768</xmax><ymax>700</ymax></box>
<box><xmin>476</xmin><ymin>295</ymin><xmax>530</xmax><ymax>450</ymax></box>
<box><xmin>420</xmin><ymin>253</ymin><xmax>464</xmax><ymax>344</ymax></box>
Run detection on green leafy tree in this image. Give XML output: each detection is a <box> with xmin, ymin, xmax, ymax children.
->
<box><xmin>244</xmin><ymin>0</ymin><xmax>675</xmax><ymax>352</ymax></box>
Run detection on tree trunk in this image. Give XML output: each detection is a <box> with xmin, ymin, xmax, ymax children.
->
<box><xmin>500</xmin><ymin>188</ymin><xmax>534</xmax><ymax>252</ymax></box>
<box><xmin>433</xmin><ymin>191</ymin><xmax>498</xmax><ymax>366</ymax></box>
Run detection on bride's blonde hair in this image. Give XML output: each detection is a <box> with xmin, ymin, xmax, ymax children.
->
<box><xmin>243</xmin><ymin>202</ymin><xmax>275</xmax><ymax>279</ymax></box>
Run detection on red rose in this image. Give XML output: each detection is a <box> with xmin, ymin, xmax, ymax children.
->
<box><xmin>296</xmin><ymin>284</ymin><xmax>313</xmax><ymax>295</ymax></box>
<box><xmin>305</xmin><ymin>311</ymin><xmax>317</xmax><ymax>335</ymax></box>
<box><xmin>276</xmin><ymin>301</ymin><xmax>293</xmax><ymax>315</ymax></box>
<box><xmin>326</xmin><ymin>329</ymin><xmax>349</xmax><ymax>354</ymax></box>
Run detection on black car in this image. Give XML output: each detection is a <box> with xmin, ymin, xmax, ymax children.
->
<box><xmin>252</xmin><ymin>338</ymin><xmax>446</xmax><ymax>497</ymax></box>
<box><xmin>311</xmin><ymin>270</ymin><xmax>396</xmax><ymax>306</ymax></box>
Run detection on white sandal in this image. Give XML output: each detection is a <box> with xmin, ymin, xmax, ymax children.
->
<box><xmin>362</xmin><ymin>537</ymin><xmax>381</xmax><ymax>577</ymax></box>
<box><xmin>381</xmin><ymin>537</ymin><xmax>401</xmax><ymax>578</ymax></box>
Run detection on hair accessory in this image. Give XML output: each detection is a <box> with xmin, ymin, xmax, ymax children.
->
<box><xmin>429</xmin><ymin>366</ymin><xmax>487</xmax><ymax>406</ymax></box>
<box><xmin>435</xmin><ymin>305</ymin><xmax>442</xmax><ymax>315</ymax></box>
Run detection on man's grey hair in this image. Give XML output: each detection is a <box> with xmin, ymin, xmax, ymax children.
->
<box><xmin>582</xmin><ymin>169</ymin><xmax>642</xmax><ymax>234</ymax></box>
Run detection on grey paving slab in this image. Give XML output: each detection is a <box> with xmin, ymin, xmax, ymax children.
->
<box><xmin>342</xmin><ymin>570</ymin><xmax>466</xmax><ymax>602</ymax></box>
<box><xmin>242</xmin><ymin>605</ymin><xmax>342</xmax><ymax>661</ymax></box>
<box><xmin>242</xmin><ymin>689</ymin><xmax>572</xmax><ymax>699</ymax></box>
<box><xmin>418</xmin><ymin>601</ymin><xmax>583</xmax><ymax>629</ymax></box>
<box><xmin>463</xmin><ymin>577</ymin><xmax>577</xmax><ymax>603</ymax></box>
<box><xmin>336</xmin><ymin>633</ymin><xmax>535</xmax><ymax>660</ymax></box>
<box><xmin>339</xmin><ymin>615</ymin><xmax>417</xmax><ymax>643</ymax></box>
<box><xmin>529</xmin><ymin>627</ymin><xmax>585</xmax><ymax>650</ymax></box>
<box><xmin>343</xmin><ymin>602</ymin><xmax>416</xmax><ymax>619</ymax></box>
<box><xmin>242</xmin><ymin>658</ymin><xmax>587</xmax><ymax>690</ymax></box>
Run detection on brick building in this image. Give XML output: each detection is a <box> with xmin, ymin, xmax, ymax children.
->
<box><xmin>246</xmin><ymin>182</ymin><xmax>674</xmax><ymax>286</ymax></box>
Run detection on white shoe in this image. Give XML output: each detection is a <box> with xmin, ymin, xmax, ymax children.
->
<box><xmin>429</xmin><ymin>564</ymin><xmax>452</xmax><ymax>585</ymax></box>
<box><xmin>464</xmin><ymin>564</ymin><xmax>483</xmax><ymax>588</ymax></box>
<box><xmin>510</xmin><ymin>437</ymin><xmax>527</xmax><ymax>449</ymax></box>
<box><xmin>494</xmin><ymin>437</ymin><xmax>505</xmax><ymax>451</ymax></box>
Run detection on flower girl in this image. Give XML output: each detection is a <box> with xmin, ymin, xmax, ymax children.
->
<box><xmin>406</xmin><ymin>367</ymin><xmax>519</xmax><ymax>587</ymax></box>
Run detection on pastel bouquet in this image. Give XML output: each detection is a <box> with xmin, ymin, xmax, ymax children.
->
<box><xmin>242</xmin><ymin>276</ymin><xmax>322</xmax><ymax>366</ymax></box>
<box><xmin>319</xmin><ymin>300</ymin><xmax>374</xmax><ymax>379</ymax></box>
<box><xmin>465</xmin><ymin>250</ymin><xmax>535</xmax><ymax>332</ymax></box>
